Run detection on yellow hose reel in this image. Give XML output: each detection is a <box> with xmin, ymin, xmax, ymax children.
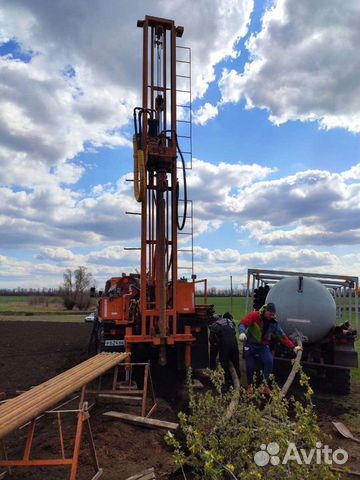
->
<box><xmin>133</xmin><ymin>135</ymin><xmax>146</xmax><ymax>202</ymax></box>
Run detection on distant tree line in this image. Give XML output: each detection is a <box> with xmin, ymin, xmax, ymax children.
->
<box><xmin>195</xmin><ymin>286</ymin><xmax>248</xmax><ymax>297</ymax></box>
<box><xmin>0</xmin><ymin>288</ymin><xmax>61</xmax><ymax>296</ymax></box>
<box><xmin>1</xmin><ymin>283</ymin><xmax>248</xmax><ymax>299</ymax></box>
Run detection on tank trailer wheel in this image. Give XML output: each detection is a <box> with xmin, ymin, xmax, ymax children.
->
<box><xmin>326</xmin><ymin>368</ymin><xmax>351</xmax><ymax>395</ymax></box>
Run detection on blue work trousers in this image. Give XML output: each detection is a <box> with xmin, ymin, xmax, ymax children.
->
<box><xmin>244</xmin><ymin>344</ymin><xmax>273</xmax><ymax>385</ymax></box>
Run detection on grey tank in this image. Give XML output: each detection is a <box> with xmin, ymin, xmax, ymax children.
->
<box><xmin>265</xmin><ymin>276</ymin><xmax>336</xmax><ymax>343</ymax></box>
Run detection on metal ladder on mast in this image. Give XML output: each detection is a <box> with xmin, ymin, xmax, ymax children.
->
<box><xmin>124</xmin><ymin>45</ymin><xmax>195</xmax><ymax>279</ymax></box>
<box><xmin>176</xmin><ymin>45</ymin><xmax>194</xmax><ymax>279</ymax></box>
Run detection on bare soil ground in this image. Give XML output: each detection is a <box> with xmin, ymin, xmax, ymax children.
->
<box><xmin>0</xmin><ymin>320</ymin><xmax>359</xmax><ymax>479</ymax></box>
<box><xmin>313</xmin><ymin>389</ymin><xmax>360</xmax><ymax>478</ymax></box>
<box><xmin>0</xmin><ymin>321</ymin><xmax>177</xmax><ymax>480</ymax></box>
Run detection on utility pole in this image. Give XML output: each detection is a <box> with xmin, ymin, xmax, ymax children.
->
<box><xmin>230</xmin><ymin>275</ymin><xmax>233</xmax><ymax>314</ymax></box>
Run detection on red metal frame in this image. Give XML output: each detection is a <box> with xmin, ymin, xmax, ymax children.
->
<box><xmin>194</xmin><ymin>278</ymin><xmax>208</xmax><ymax>304</ymax></box>
<box><xmin>0</xmin><ymin>353</ymin><xmax>129</xmax><ymax>479</ymax></box>
<box><xmin>0</xmin><ymin>386</ymin><xmax>102</xmax><ymax>480</ymax></box>
<box><xmin>95</xmin><ymin>17</ymin><xmax>213</xmax><ymax>370</ymax></box>
<box><xmin>126</xmin><ymin>16</ymin><xmax>195</xmax><ymax>365</ymax></box>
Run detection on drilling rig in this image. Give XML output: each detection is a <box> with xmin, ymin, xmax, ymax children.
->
<box><xmin>91</xmin><ymin>16</ymin><xmax>213</xmax><ymax>371</ymax></box>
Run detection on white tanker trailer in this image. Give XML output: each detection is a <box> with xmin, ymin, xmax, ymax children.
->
<box><xmin>266</xmin><ymin>276</ymin><xmax>336</xmax><ymax>343</ymax></box>
<box><xmin>245</xmin><ymin>269</ymin><xmax>359</xmax><ymax>394</ymax></box>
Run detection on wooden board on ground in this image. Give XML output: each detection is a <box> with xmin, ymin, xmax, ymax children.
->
<box><xmin>103</xmin><ymin>411</ymin><xmax>178</xmax><ymax>430</ymax></box>
<box><xmin>88</xmin><ymin>389</ymin><xmax>143</xmax><ymax>396</ymax></box>
<box><xmin>125</xmin><ymin>467</ymin><xmax>156</xmax><ymax>480</ymax></box>
<box><xmin>96</xmin><ymin>394</ymin><xmax>142</xmax><ymax>405</ymax></box>
<box><xmin>117</xmin><ymin>382</ymin><xmax>138</xmax><ymax>390</ymax></box>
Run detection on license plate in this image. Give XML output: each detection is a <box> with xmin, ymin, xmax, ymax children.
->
<box><xmin>104</xmin><ymin>339</ymin><xmax>124</xmax><ymax>347</ymax></box>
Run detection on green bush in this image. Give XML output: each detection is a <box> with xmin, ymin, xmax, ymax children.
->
<box><xmin>165</xmin><ymin>368</ymin><xmax>339</xmax><ymax>480</ymax></box>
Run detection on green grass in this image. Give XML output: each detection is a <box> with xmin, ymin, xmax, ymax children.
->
<box><xmin>0</xmin><ymin>295</ymin><xmax>64</xmax><ymax>312</ymax></box>
<box><xmin>353</xmin><ymin>335</ymin><xmax>360</xmax><ymax>382</ymax></box>
<box><xmin>0</xmin><ymin>295</ymin><xmax>30</xmax><ymax>304</ymax></box>
<box><xmin>0</xmin><ymin>295</ymin><xmax>62</xmax><ymax>304</ymax></box>
<box><xmin>196</xmin><ymin>296</ymin><xmax>248</xmax><ymax>320</ymax></box>
<box><xmin>0</xmin><ymin>296</ymin><xmax>94</xmax><ymax>323</ymax></box>
<box><xmin>0</xmin><ymin>295</ymin><xmax>97</xmax><ymax>314</ymax></box>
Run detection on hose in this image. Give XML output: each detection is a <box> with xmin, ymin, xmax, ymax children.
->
<box><xmin>133</xmin><ymin>135</ymin><xmax>146</xmax><ymax>203</ymax></box>
<box><xmin>175</xmin><ymin>134</ymin><xmax>187</xmax><ymax>231</ymax></box>
<box><xmin>222</xmin><ymin>338</ymin><xmax>304</xmax><ymax>425</ymax></box>
<box><xmin>222</xmin><ymin>360</ymin><xmax>240</xmax><ymax>423</ymax></box>
<box><xmin>280</xmin><ymin>338</ymin><xmax>303</xmax><ymax>397</ymax></box>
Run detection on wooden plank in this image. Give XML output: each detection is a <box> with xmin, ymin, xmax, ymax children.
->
<box><xmin>117</xmin><ymin>382</ymin><xmax>138</xmax><ymax>390</ymax></box>
<box><xmin>331</xmin><ymin>467</ymin><xmax>360</xmax><ymax>477</ymax></box>
<box><xmin>88</xmin><ymin>389</ymin><xmax>143</xmax><ymax>396</ymax></box>
<box><xmin>103</xmin><ymin>412</ymin><xmax>178</xmax><ymax>430</ymax></box>
<box><xmin>91</xmin><ymin>468</ymin><xmax>104</xmax><ymax>480</ymax></box>
<box><xmin>132</xmin><ymin>473</ymin><xmax>155</xmax><ymax>480</ymax></box>
<box><xmin>125</xmin><ymin>467</ymin><xmax>155</xmax><ymax>480</ymax></box>
<box><xmin>146</xmin><ymin>403</ymin><xmax>157</xmax><ymax>418</ymax></box>
<box><xmin>97</xmin><ymin>394</ymin><xmax>142</xmax><ymax>405</ymax></box>
<box><xmin>114</xmin><ymin>389</ymin><xmax>144</xmax><ymax>395</ymax></box>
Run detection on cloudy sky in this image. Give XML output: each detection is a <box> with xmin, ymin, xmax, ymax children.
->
<box><xmin>0</xmin><ymin>0</ymin><xmax>359</xmax><ymax>290</ymax></box>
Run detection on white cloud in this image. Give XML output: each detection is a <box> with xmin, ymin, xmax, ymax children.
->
<box><xmin>0</xmin><ymin>177</ymin><xmax>140</xmax><ymax>248</ymax></box>
<box><xmin>193</xmin><ymin>102</ymin><xmax>219</xmax><ymax>125</ymax></box>
<box><xmin>185</xmin><ymin>162</ymin><xmax>359</xmax><ymax>247</ymax></box>
<box><xmin>219</xmin><ymin>0</ymin><xmax>360</xmax><ymax>132</ymax></box>
<box><xmin>0</xmin><ymin>247</ymin><xmax>140</xmax><ymax>289</ymax></box>
<box><xmin>0</xmin><ymin>254</ymin><xmax>65</xmax><ymax>284</ymax></box>
<box><xmin>188</xmin><ymin>158</ymin><xmax>275</xmax><ymax>209</ymax></box>
<box><xmin>86</xmin><ymin>246</ymin><xmax>140</xmax><ymax>266</ymax></box>
<box><xmin>0</xmin><ymin>160</ymin><xmax>358</xmax><ymax>252</ymax></box>
<box><xmin>0</xmin><ymin>158</ymin><xmax>276</xmax><ymax>249</ymax></box>
<box><xmin>192</xmin><ymin>245</ymin><xmax>360</xmax><ymax>283</ymax></box>
<box><xmin>37</xmin><ymin>247</ymin><xmax>76</xmax><ymax>262</ymax></box>
<box><xmin>0</xmin><ymin>55</ymin><xmax>133</xmax><ymax>188</ymax></box>
<box><xmin>243</xmin><ymin>224</ymin><xmax>360</xmax><ymax>246</ymax></box>
<box><xmin>341</xmin><ymin>164</ymin><xmax>360</xmax><ymax>181</ymax></box>
<box><xmin>231</xmin><ymin>168</ymin><xmax>360</xmax><ymax>245</ymax></box>
<box><xmin>0</xmin><ymin>0</ymin><xmax>254</xmax><ymax>187</ymax></box>
<box><xmin>219</xmin><ymin>68</ymin><xmax>243</xmax><ymax>104</ymax></box>
<box><xmin>1</xmin><ymin>245</ymin><xmax>358</xmax><ymax>289</ymax></box>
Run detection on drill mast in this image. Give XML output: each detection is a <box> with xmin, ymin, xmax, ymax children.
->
<box><xmin>131</xmin><ymin>16</ymin><xmax>191</xmax><ymax>365</ymax></box>
<box><xmin>95</xmin><ymin>16</ymin><xmax>211</xmax><ymax>371</ymax></box>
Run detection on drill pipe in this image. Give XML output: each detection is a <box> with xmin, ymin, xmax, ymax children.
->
<box><xmin>0</xmin><ymin>352</ymin><xmax>128</xmax><ymax>439</ymax></box>
<box><xmin>0</xmin><ymin>353</ymin><xmax>112</xmax><ymax>416</ymax></box>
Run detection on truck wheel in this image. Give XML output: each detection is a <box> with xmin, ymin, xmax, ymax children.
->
<box><xmin>96</xmin><ymin>323</ymin><xmax>105</xmax><ymax>354</ymax></box>
<box><xmin>326</xmin><ymin>368</ymin><xmax>351</xmax><ymax>395</ymax></box>
<box><xmin>88</xmin><ymin>319</ymin><xmax>101</xmax><ymax>354</ymax></box>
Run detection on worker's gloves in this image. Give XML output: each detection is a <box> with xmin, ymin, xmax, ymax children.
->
<box><xmin>239</xmin><ymin>333</ymin><xmax>247</xmax><ymax>342</ymax></box>
<box><xmin>293</xmin><ymin>345</ymin><xmax>303</xmax><ymax>353</ymax></box>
